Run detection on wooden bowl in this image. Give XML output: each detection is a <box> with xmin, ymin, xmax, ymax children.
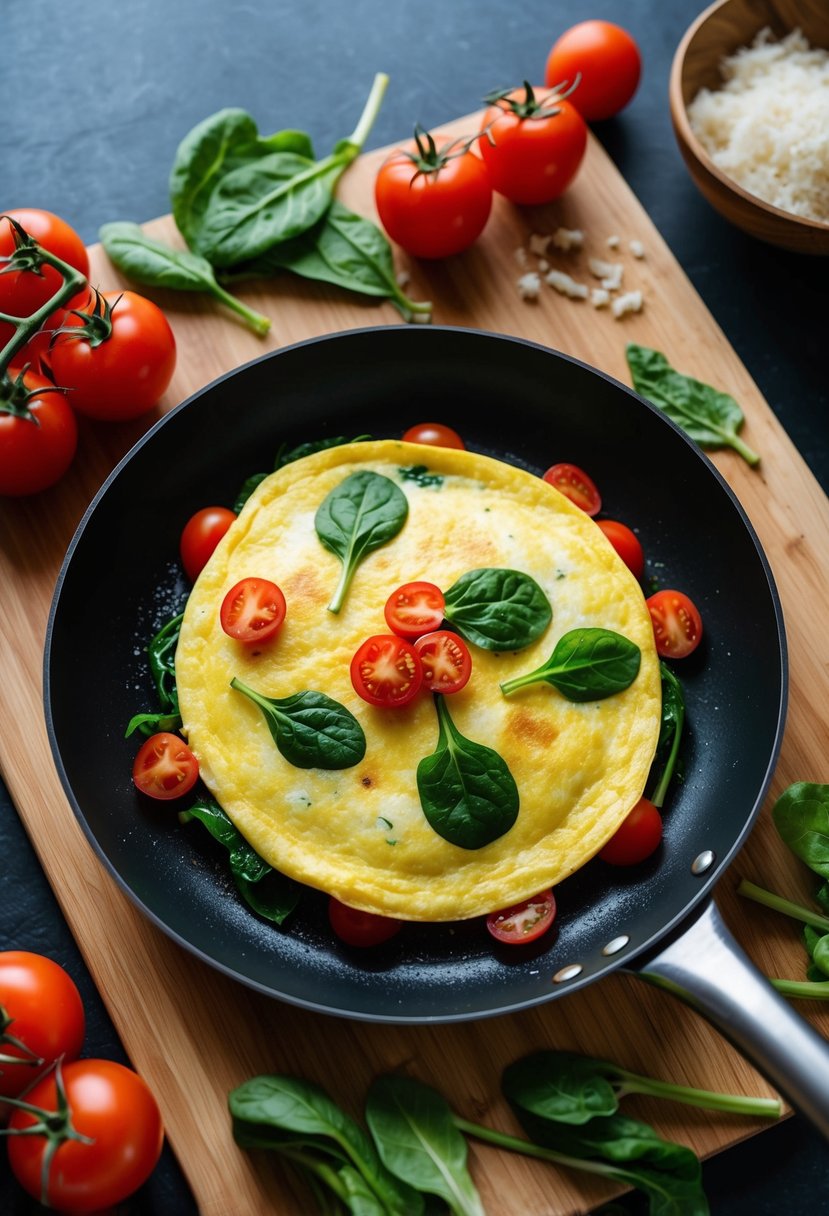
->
<box><xmin>669</xmin><ymin>0</ymin><xmax>829</xmax><ymax>253</ymax></box>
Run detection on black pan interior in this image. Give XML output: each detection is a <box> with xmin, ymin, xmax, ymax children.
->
<box><xmin>45</xmin><ymin>326</ymin><xmax>786</xmax><ymax>1021</ymax></box>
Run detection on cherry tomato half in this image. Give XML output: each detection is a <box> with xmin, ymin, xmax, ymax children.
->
<box><xmin>220</xmin><ymin>577</ymin><xmax>287</xmax><ymax>643</ymax></box>
<box><xmin>0</xmin><ymin>952</ymin><xmax>85</xmax><ymax>1100</ymax></box>
<box><xmin>180</xmin><ymin>506</ymin><xmax>236</xmax><ymax>581</ymax></box>
<box><xmin>132</xmin><ymin>732</ymin><xmax>199</xmax><ymax>801</ymax></box>
<box><xmin>599</xmin><ymin>797</ymin><xmax>663</xmax><ymax>866</ymax></box>
<box><xmin>542</xmin><ymin>463</ymin><xmax>602</xmax><ymax>515</ymax></box>
<box><xmin>402</xmin><ymin>422</ymin><xmax>465</xmax><ymax>449</ymax></box>
<box><xmin>350</xmin><ymin>634</ymin><xmax>423</xmax><ymax>708</ymax></box>
<box><xmin>646</xmin><ymin>589</ymin><xmax>703</xmax><ymax>659</ymax></box>
<box><xmin>0</xmin><ymin>368</ymin><xmax>77</xmax><ymax>497</ymax></box>
<box><xmin>479</xmin><ymin>84</ymin><xmax>587</xmax><ymax>205</ymax></box>
<box><xmin>486</xmin><ymin>890</ymin><xmax>556</xmax><ymax>944</ymax></box>
<box><xmin>384</xmin><ymin>581</ymin><xmax>446</xmax><ymax>640</ymax></box>
<box><xmin>328</xmin><ymin>898</ymin><xmax>402</xmax><ymax>948</ymax></box>
<box><xmin>545</xmin><ymin>20</ymin><xmax>642</xmax><ymax>122</ymax></box>
<box><xmin>414</xmin><ymin>630</ymin><xmax>472</xmax><ymax>694</ymax></box>
<box><xmin>597</xmin><ymin>519</ymin><xmax>645</xmax><ymax>580</ymax></box>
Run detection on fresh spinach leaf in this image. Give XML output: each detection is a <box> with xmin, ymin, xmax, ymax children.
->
<box><xmin>315</xmin><ymin>470</ymin><xmax>408</xmax><ymax>613</ymax></box>
<box><xmin>125</xmin><ymin>612</ymin><xmax>184</xmax><ymax>737</ymax></box>
<box><xmin>626</xmin><ymin>344</ymin><xmax>760</xmax><ymax>467</ymax></box>
<box><xmin>124</xmin><ymin>710</ymin><xmax>182</xmax><ymax>739</ymax></box>
<box><xmin>416</xmin><ymin>694</ymin><xmax>519</xmax><ymax>849</ymax></box>
<box><xmin>772</xmin><ymin>782</ymin><xmax>829</xmax><ymax>878</ymax></box>
<box><xmin>231</xmin><ymin>678</ymin><xmax>366</xmax><ymax>769</ymax></box>
<box><xmin>500</xmin><ymin>627</ymin><xmax>640</xmax><ymax>701</ymax></box>
<box><xmin>648</xmin><ymin>662</ymin><xmax>685</xmax><ymax>807</ymax></box>
<box><xmin>443</xmin><ymin>568</ymin><xmax>552</xmax><ymax>652</ymax></box>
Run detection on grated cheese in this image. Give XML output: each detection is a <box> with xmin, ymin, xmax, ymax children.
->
<box><xmin>588</xmin><ymin>257</ymin><xmax>624</xmax><ymax>291</ymax></box>
<box><xmin>545</xmin><ymin>269</ymin><xmax>588</xmax><ymax>299</ymax></box>
<box><xmin>551</xmin><ymin>227</ymin><xmax>585</xmax><ymax>251</ymax></box>
<box><xmin>611</xmin><ymin>290</ymin><xmax>643</xmax><ymax>319</ymax></box>
<box><xmin>516</xmin><ymin>272</ymin><xmax>541</xmax><ymax>300</ymax></box>
<box><xmin>591</xmin><ymin>288</ymin><xmax>611</xmax><ymax>309</ymax></box>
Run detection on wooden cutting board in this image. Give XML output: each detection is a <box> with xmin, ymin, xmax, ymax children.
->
<box><xmin>2</xmin><ymin>114</ymin><xmax>828</xmax><ymax>1215</ymax></box>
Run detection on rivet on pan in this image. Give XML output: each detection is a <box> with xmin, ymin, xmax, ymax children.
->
<box><xmin>602</xmin><ymin>935</ymin><xmax>630</xmax><ymax>956</ymax></box>
<box><xmin>552</xmin><ymin>963</ymin><xmax>583</xmax><ymax>983</ymax></box>
<box><xmin>691</xmin><ymin>850</ymin><xmax>716</xmax><ymax>875</ymax></box>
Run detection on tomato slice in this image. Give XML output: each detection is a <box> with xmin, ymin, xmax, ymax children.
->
<box><xmin>350</xmin><ymin>634</ymin><xmax>423</xmax><ymax>707</ymax></box>
<box><xmin>646</xmin><ymin>589</ymin><xmax>703</xmax><ymax>659</ymax></box>
<box><xmin>599</xmin><ymin>797</ymin><xmax>663</xmax><ymax>865</ymax></box>
<box><xmin>413</xmin><ymin>630</ymin><xmax>472</xmax><ymax>694</ymax></box>
<box><xmin>132</xmin><ymin>732</ymin><xmax>199</xmax><ymax>800</ymax></box>
<box><xmin>486</xmin><ymin>890</ymin><xmax>556</xmax><ymax>944</ymax></box>
<box><xmin>596</xmin><ymin>519</ymin><xmax>645</xmax><ymax>580</ymax></box>
<box><xmin>384</xmin><ymin>581</ymin><xmax>446</xmax><ymax>639</ymax></box>
<box><xmin>402</xmin><ymin>422</ymin><xmax>465</xmax><ymax>449</ymax></box>
<box><xmin>328</xmin><ymin>898</ymin><xmax>402</xmax><ymax>947</ymax></box>
<box><xmin>220</xmin><ymin>577</ymin><xmax>286</xmax><ymax>643</ymax></box>
<box><xmin>542</xmin><ymin>463</ymin><xmax>602</xmax><ymax>515</ymax></box>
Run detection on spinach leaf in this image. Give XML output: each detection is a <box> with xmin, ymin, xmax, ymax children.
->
<box><xmin>125</xmin><ymin>612</ymin><xmax>184</xmax><ymax>737</ymax></box>
<box><xmin>397</xmin><ymin>465</ymin><xmax>443</xmax><ymax>488</ymax></box>
<box><xmin>365</xmin><ymin>1075</ymin><xmax>485</xmax><ymax>1216</ymax></box>
<box><xmin>315</xmin><ymin>470</ymin><xmax>409</xmax><ymax>613</ymax></box>
<box><xmin>443</xmin><ymin>568</ymin><xmax>552</xmax><ymax>652</ymax></box>
<box><xmin>626</xmin><ymin>344</ymin><xmax>760</xmax><ymax>467</ymax></box>
<box><xmin>647</xmin><ymin>662</ymin><xmax>685</xmax><ymax>807</ymax></box>
<box><xmin>233</xmin><ymin>435</ymin><xmax>373</xmax><ymax>514</ymax></box>
<box><xmin>772</xmin><ymin>782</ymin><xmax>829</xmax><ymax>878</ymax></box>
<box><xmin>416</xmin><ymin>694</ymin><xmax>519</xmax><ymax>849</ymax></box>
<box><xmin>231</xmin><ymin>678</ymin><xmax>366</xmax><ymax>769</ymax></box>
<box><xmin>500</xmin><ymin>627</ymin><xmax>640</xmax><ymax>701</ymax></box>
<box><xmin>124</xmin><ymin>710</ymin><xmax>182</xmax><ymax>739</ymax></box>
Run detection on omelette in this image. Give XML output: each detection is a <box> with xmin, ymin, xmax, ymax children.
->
<box><xmin>175</xmin><ymin>439</ymin><xmax>661</xmax><ymax>921</ymax></box>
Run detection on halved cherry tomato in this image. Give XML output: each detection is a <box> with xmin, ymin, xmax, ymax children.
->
<box><xmin>544</xmin><ymin>20</ymin><xmax>642</xmax><ymax>122</ymax></box>
<box><xmin>486</xmin><ymin>889</ymin><xmax>556</xmax><ymax>944</ymax></box>
<box><xmin>646</xmin><ymin>589</ymin><xmax>703</xmax><ymax>659</ymax></box>
<box><xmin>220</xmin><ymin>577</ymin><xmax>286</xmax><ymax>643</ymax></box>
<box><xmin>132</xmin><ymin>732</ymin><xmax>199</xmax><ymax>801</ymax></box>
<box><xmin>414</xmin><ymin>630</ymin><xmax>472</xmax><ymax>694</ymax></box>
<box><xmin>543</xmin><ymin>463</ymin><xmax>602</xmax><ymax>515</ymax></box>
<box><xmin>402</xmin><ymin>422</ymin><xmax>465</xmax><ymax>449</ymax></box>
<box><xmin>328</xmin><ymin>898</ymin><xmax>402</xmax><ymax>948</ymax></box>
<box><xmin>600</xmin><ymin>797</ymin><xmax>663</xmax><ymax>865</ymax></box>
<box><xmin>351</xmin><ymin>634</ymin><xmax>423</xmax><ymax>708</ymax></box>
<box><xmin>180</xmin><ymin>506</ymin><xmax>236</xmax><ymax>581</ymax></box>
<box><xmin>0</xmin><ymin>952</ymin><xmax>85</xmax><ymax>1100</ymax></box>
<box><xmin>384</xmin><ymin>581</ymin><xmax>446</xmax><ymax>639</ymax></box>
<box><xmin>597</xmin><ymin>519</ymin><xmax>645</xmax><ymax>580</ymax></box>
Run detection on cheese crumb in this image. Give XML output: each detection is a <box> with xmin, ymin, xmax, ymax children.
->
<box><xmin>588</xmin><ymin>257</ymin><xmax>624</xmax><ymax>291</ymax></box>
<box><xmin>629</xmin><ymin>239</ymin><xmax>646</xmax><ymax>258</ymax></box>
<box><xmin>611</xmin><ymin>290</ymin><xmax>643</xmax><ymax>319</ymax></box>
<box><xmin>529</xmin><ymin>233</ymin><xmax>550</xmax><ymax>256</ymax></box>
<box><xmin>545</xmin><ymin>269</ymin><xmax>588</xmax><ymax>299</ymax></box>
<box><xmin>514</xmin><ymin>246</ymin><xmax>528</xmax><ymax>267</ymax></box>
<box><xmin>517</xmin><ymin>272</ymin><xmax>541</xmax><ymax>300</ymax></box>
<box><xmin>591</xmin><ymin>288</ymin><xmax>611</xmax><ymax>309</ymax></box>
<box><xmin>606</xmin><ymin>234</ymin><xmax>621</xmax><ymax>249</ymax></box>
<box><xmin>538</xmin><ymin>258</ymin><xmax>550</xmax><ymax>272</ymax></box>
<box><xmin>551</xmin><ymin>227</ymin><xmax>584</xmax><ymax>251</ymax></box>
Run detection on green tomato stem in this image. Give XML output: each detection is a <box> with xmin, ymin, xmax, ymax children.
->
<box><xmin>737</xmin><ymin>879</ymin><xmax>829</xmax><ymax>933</ymax></box>
<box><xmin>0</xmin><ymin>247</ymin><xmax>88</xmax><ymax>376</ymax></box>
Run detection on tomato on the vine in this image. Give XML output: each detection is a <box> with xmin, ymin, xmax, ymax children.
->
<box><xmin>646</xmin><ymin>589</ymin><xmax>703</xmax><ymax>659</ymax></box>
<box><xmin>328</xmin><ymin>898</ymin><xmax>401</xmax><ymax>948</ymax></box>
<box><xmin>180</xmin><ymin>506</ymin><xmax>237</xmax><ymax>581</ymax></box>
<box><xmin>220</xmin><ymin>577</ymin><xmax>286</xmax><ymax>643</ymax></box>
<box><xmin>597</xmin><ymin>519</ymin><xmax>645</xmax><ymax>580</ymax></box>
<box><xmin>384</xmin><ymin>581</ymin><xmax>446</xmax><ymax>640</ymax></box>
<box><xmin>414</xmin><ymin>630</ymin><xmax>472</xmax><ymax>694</ymax></box>
<box><xmin>402</xmin><ymin>422</ymin><xmax>465</xmax><ymax>449</ymax></box>
<box><xmin>0</xmin><ymin>952</ymin><xmax>85</xmax><ymax>1100</ymax></box>
<box><xmin>478</xmin><ymin>82</ymin><xmax>587</xmax><ymax>205</ymax></box>
<box><xmin>599</xmin><ymin>797</ymin><xmax>663</xmax><ymax>865</ymax></box>
<box><xmin>0</xmin><ymin>368</ymin><xmax>77</xmax><ymax>496</ymax></box>
<box><xmin>544</xmin><ymin>20</ymin><xmax>642</xmax><ymax>122</ymax></box>
<box><xmin>132</xmin><ymin>732</ymin><xmax>199</xmax><ymax>801</ymax></box>
<box><xmin>542</xmin><ymin>462</ymin><xmax>601</xmax><ymax>515</ymax></box>
<box><xmin>486</xmin><ymin>890</ymin><xmax>556</xmax><ymax>944</ymax></box>
<box><xmin>350</xmin><ymin>634</ymin><xmax>423</xmax><ymax>708</ymax></box>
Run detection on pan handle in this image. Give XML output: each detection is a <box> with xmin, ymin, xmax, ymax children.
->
<box><xmin>629</xmin><ymin>899</ymin><xmax>829</xmax><ymax>1137</ymax></box>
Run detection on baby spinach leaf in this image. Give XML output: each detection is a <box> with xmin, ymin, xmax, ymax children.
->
<box><xmin>500</xmin><ymin>627</ymin><xmax>640</xmax><ymax>701</ymax></box>
<box><xmin>124</xmin><ymin>709</ymin><xmax>182</xmax><ymax>739</ymax></box>
<box><xmin>315</xmin><ymin>470</ymin><xmax>408</xmax><ymax>613</ymax></box>
<box><xmin>417</xmin><ymin>694</ymin><xmax>519</xmax><ymax>849</ymax></box>
<box><xmin>443</xmin><ymin>568</ymin><xmax>552</xmax><ymax>651</ymax></box>
<box><xmin>772</xmin><ymin>782</ymin><xmax>829</xmax><ymax>878</ymax></box>
<box><xmin>626</xmin><ymin>344</ymin><xmax>760</xmax><ymax>467</ymax></box>
<box><xmin>125</xmin><ymin>612</ymin><xmax>184</xmax><ymax>737</ymax></box>
<box><xmin>231</xmin><ymin>678</ymin><xmax>366</xmax><ymax>769</ymax></box>
<box><xmin>647</xmin><ymin>662</ymin><xmax>685</xmax><ymax>808</ymax></box>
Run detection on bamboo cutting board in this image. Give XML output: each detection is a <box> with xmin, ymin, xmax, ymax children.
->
<box><xmin>2</xmin><ymin>115</ymin><xmax>829</xmax><ymax>1215</ymax></box>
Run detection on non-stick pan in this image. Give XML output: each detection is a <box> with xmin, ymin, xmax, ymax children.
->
<box><xmin>45</xmin><ymin>326</ymin><xmax>829</xmax><ymax>1134</ymax></box>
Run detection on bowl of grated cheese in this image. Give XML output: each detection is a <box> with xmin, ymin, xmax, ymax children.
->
<box><xmin>669</xmin><ymin>0</ymin><xmax>829</xmax><ymax>253</ymax></box>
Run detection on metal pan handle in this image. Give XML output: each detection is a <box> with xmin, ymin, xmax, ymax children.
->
<box><xmin>630</xmin><ymin>899</ymin><xmax>829</xmax><ymax>1137</ymax></box>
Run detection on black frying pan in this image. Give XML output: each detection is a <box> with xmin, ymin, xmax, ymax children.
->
<box><xmin>44</xmin><ymin>326</ymin><xmax>829</xmax><ymax>1132</ymax></box>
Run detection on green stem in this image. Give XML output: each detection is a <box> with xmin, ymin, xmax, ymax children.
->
<box><xmin>208</xmin><ymin>279</ymin><xmax>271</xmax><ymax>334</ymax></box>
<box><xmin>613</xmin><ymin>1071</ymin><xmax>781</xmax><ymax>1118</ymax></box>
<box><xmin>344</xmin><ymin>72</ymin><xmax>390</xmax><ymax>154</ymax></box>
<box><xmin>453</xmin><ymin>1115</ymin><xmax>620</xmax><ymax>1181</ymax></box>
<box><xmin>771</xmin><ymin>977</ymin><xmax>829</xmax><ymax>1000</ymax></box>
<box><xmin>0</xmin><ymin>247</ymin><xmax>87</xmax><ymax>376</ymax></box>
<box><xmin>737</xmin><ymin>879</ymin><xmax>829</xmax><ymax>934</ymax></box>
<box><xmin>500</xmin><ymin>669</ymin><xmax>543</xmax><ymax>697</ymax></box>
<box><xmin>728</xmin><ymin>432</ymin><xmax>761</xmax><ymax>467</ymax></box>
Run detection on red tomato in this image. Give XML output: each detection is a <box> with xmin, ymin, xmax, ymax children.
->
<box><xmin>220</xmin><ymin>577</ymin><xmax>286</xmax><ymax>643</ymax></box>
<box><xmin>0</xmin><ymin>952</ymin><xmax>85</xmax><ymax>1100</ymax></box>
<box><xmin>384</xmin><ymin>581</ymin><xmax>446</xmax><ymax>639</ymax></box>
<box><xmin>0</xmin><ymin>368</ymin><xmax>77</xmax><ymax>496</ymax></box>
<box><xmin>180</xmin><ymin>506</ymin><xmax>236</xmax><ymax>581</ymax></box>
<box><xmin>375</xmin><ymin>130</ymin><xmax>492</xmax><ymax>259</ymax></box>
<box><xmin>597</xmin><ymin>519</ymin><xmax>645</xmax><ymax>580</ymax></box>
<box><xmin>0</xmin><ymin>210</ymin><xmax>89</xmax><ymax>320</ymax></box>
<box><xmin>413</xmin><ymin>630</ymin><xmax>472</xmax><ymax>694</ymax></box>
<box><xmin>486</xmin><ymin>890</ymin><xmax>556</xmax><ymax>944</ymax></box>
<box><xmin>7</xmin><ymin>1058</ymin><xmax>164</xmax><ymax>1213</ymax></box>
<box><xmin>350</xmin><ymin>634</ymin><xmax>423</xmax><ymax>708</ymax></box>
<box><xmin>646</xmin><ymin>589</ymin><xmax>703</xmax><ymax>659</ymax></box>
<box><xmin>478</xmin><ymin>84</ymin><xmax>587</xmax><ymax>205</ymax></box>
<box><xmin>132</xmin><ymin>732</ymin><xmax>199</xmax><ymax>801</ymax></box>
<box><xmin>48</xmin><ymin>289</ymin><xmax>176</xmax><ymax>421</ymax></box>
<box><xmin>402</xmin><ymin>422</ymin><xmax>465</xmax><ymax>449</ymax></box>
<box><xmin>600</xmin><ymin>797</ymin><xmax>663</xmax><ymax>865</ymax></box>
<box><xmin>545</xmin><ymin>21</ymin><xmax>642</xmax><ymax>122</ymax></box>
<box><xmin>328</xmin><ymin>898</ymin><xmax>401</xmax><ymax>947</ymax></box>
<box><xmin>542</xmin><ymin>462</ymin><xmax>601</xmax><ymax>515</ymax></box>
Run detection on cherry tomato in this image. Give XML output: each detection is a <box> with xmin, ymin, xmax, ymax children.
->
<box><xmin>542</xmin><ymin>462</ymin><xmax>602</xmax><ymax>515</ymax></box>
<box><xmin>545</xmin><ymin>20</ymin><xmax>642</xmax><ymax>122</ymax></box>
<box><xmin>0</xmin><ymin>210</ymin><xmax>89</xmax><ymax>320</ymax></box>
<box><xmin>600</xmin><ymin>797</ymin><xmax>663</xmax><ymax>865</ymax></box>
<box><xmin>132</xmin><ymin>731</ymin><xmax>199</xmax><ymax>801</ymax></box>
<box><xmin>402</xmin><ymin>422</ymin><xmax>465</xmax><ymax>449</ymax></box>
<box><xmin>478</xmin><ymin>84</ymin><xmax>587</xmax><ymax>205</ymax></box>
<box><xmin>486</xmin><ymin>890</ymin><xmax>556</xmax><ymax>944</ymax></box>
<box><xmin>328</xmin><ymin>898</ymin><xmax>401</xmax><ymax>947</ymax></box>
<box><xmin>0</xmin><ymin>952</ymin><xmax>85</xmax><ymax>1101</ymax></box>
<box><xmin>413</xmin><ymin>630</ymin><xmax>472</xmax><ymax>694</ymax></box>
<box><xmin>180</xmin><ymin>506</ymin><xmax>236</xmax><ymax>581</ymax></box>
<box><xmin>375</xmin><ymin>130</ymin><xmax>492</xmax><ymax>259</ymax></box>
<box><xmin>0</xmin><ymin>368</ymin><xmax>77</xmax><ymax>496</ymax></box>
<box><xmin>646</xmin><ymin>589</ymin><xmax>703</xmax><ymax>659</ymax></box>
<box><xmin>384</xmin><ymin>581</ymin><xmax>446</xmax><ymax>639</ymax></box>
<box><xmin>220</xmin><ymin>577</ymin><xmax>287</xmax><ymax>643</ymax></box>
<box><xmin>597</xmin><ymin>519</ymin><xmax>645</xmax><ymax>580</ymax></box>
<box><xmin>48</xmin><ymin>289</ymin><xmax>176</xmax><ymax>421</ymax></box>
<box><xmin>7</xmin><ymin>1058</ymin><xmax>164</xmax><ymax>1213</ymax></box>
<box><xmin>350</xmin><ymin>634</ymin><xmax>423</xmax><ymax>708</ymax></box>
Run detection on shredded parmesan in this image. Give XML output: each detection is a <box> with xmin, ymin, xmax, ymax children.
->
<box><xmin>516</xmin><ymin>272</ymin><xmax>541</xmax><ymax>300</ymax></box>
<box><xmin>591</xmin><ymin>288</ymin><xmax>611</xmax><ymax>309</ymax></box>
<box><xmin>545</xmin><ymin>269</ymin><xmax>588</xmax><ymax>299</ymax></box>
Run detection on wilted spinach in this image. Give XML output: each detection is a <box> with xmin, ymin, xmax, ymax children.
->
<box><xmin>500</xmin><ymin>627</ymin><xmax>640</xmax><ymax>701</ymax></box>
<box><xmin>443</xmin><ymin>567</ymin><xmax>552</xmax><ymax>651</ymax></box>
<box><xmin>231</xmin><ymin>679</ymin><xmax>366</xmax><ymax>769</ymax></box>
<box><xmin>315</xmin><ymin>470</ymin><xmax>409</xmax><ymax>613</ymax></box>
<box><xmin>647</xmin><ymin>661</ymin><xmax>685</xmax><ymax>807</ymax></box>
<box><xmin>125</xmin><ymin>612</ymin><xmax>184</xmax><ymax>737</ymax></box>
